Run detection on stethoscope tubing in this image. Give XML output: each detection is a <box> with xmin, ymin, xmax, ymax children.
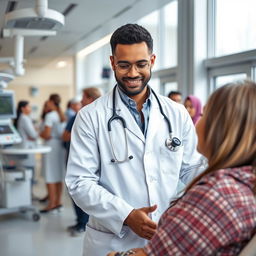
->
<box><xmin>108</xmin><ymin>85</ymin><xmax>173</xmax><ymax>134</ymax></box>
<box><xmin>108</xmin><ymin>86</ymin><xmax>129</xmax><ymax>163</ymax></box>
<box><xmin>107</xmin><ymin>85</ymin><xmax>179</xmax><ymax>163</ymax></box>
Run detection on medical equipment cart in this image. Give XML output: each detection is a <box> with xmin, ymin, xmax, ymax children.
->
<box><xmin>0</xmin><ymin>118</ymin><xmax>51</xmax><ymax>221</ymax></box>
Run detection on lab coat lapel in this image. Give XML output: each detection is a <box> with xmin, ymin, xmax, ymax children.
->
<box><xmin>107</xmin><ymin>88</ymin><xmax>145</xmax><ymax>143</ymax></box>
<box><xmin>146</xmin><ymin>95</ymin><xmax>164</xmax><ymax>145</ymax></box>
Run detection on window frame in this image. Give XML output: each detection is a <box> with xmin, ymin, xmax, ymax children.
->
<box><xmin>206</xmin><ymin>0</ymin><xmax>256</xmax><ymax>92</ymax></box>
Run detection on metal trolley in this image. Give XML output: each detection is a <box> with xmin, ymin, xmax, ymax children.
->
<box><xmin>0</xmin><ymin>144</ymin><xmax>51</xmax><ymax>222</ymax></box>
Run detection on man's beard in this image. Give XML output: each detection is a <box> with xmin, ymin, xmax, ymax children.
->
<box><xmin>115</xmin><ymin>70</ymin><xmax>151</xmax><ymax>97</ymax></box>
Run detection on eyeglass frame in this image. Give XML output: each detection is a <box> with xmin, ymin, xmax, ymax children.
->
<box><xmin>113</xmin><ymin>55</ymin><xmax>154</xmax><ymax>74</ymax></box>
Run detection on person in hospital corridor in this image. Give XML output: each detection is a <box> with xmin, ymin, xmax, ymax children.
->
<box><xmin>65</xmin><ymin>23</ymin><xmax>203</xmax><ymax>256</ymax></box>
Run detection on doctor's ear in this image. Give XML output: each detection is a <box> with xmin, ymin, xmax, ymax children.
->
<box><xmin>150</xmin><ymin>54</ymin><xmax>156</xmax><ymax>67</ymax></box>
<box><xmin>110</xmin><ymin>56</ymin><xmax>115</xmax><ymax>71</ymax></box>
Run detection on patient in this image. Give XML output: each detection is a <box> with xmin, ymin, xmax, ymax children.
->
<box><xmin>107</xmin><ymin>80</ymin><xmax>256</xmax><ymax>256</ymax></box>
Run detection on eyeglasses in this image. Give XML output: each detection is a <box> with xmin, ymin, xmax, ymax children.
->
<box><xmin>115</xmin><ymin>60</ymin><xmax>151</xmax><ymax>74</ymax></box>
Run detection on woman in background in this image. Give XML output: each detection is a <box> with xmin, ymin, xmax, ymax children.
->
<box><xmin>40</xmin><ymin>94</ymin><xmax>66</xmax><ymax>213</ymax></box>
<box><xmin>38</xmin><ymin>100</ymin><xmax>50</xmax><ymax>203</ymax></box>
<box><xmin>108</xmin><ymin>80</ymin><xmax>256</xmax><ymax>256</ymax></box>
<box><xmin>14</xmin><ymin>101</ymin><xmax>38</xmax><ymax>181</ymax></box>
<box><xmin>184</xmin><ymin>95</ymin><xmax>202</xmax><ymax>125</ymax></box>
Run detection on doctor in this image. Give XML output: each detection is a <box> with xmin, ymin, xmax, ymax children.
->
<box><xmin>66</xmin><ymin>24</ymin><xmax>203</xmax><ymax>256</ymax></box>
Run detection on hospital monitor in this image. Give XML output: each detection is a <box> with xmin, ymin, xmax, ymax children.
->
<box><xmin>0</xmin><ymin>90</ymin><xmax>16</xmax><ymax>120</ymax></box>
<box><xmin>0</xmin><ymin>119</ymin><xmax>22</xmax><ymax>145</ymax></box>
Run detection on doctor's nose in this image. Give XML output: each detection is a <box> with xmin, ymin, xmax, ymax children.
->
<box><xmin>126</xmin><ymin>64</ymin><xmax>140</xmax><ymax>76</ymax></box>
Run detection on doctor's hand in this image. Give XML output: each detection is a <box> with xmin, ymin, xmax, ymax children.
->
<box><xmin>124</xmin><ymin>205</ymin><xmax>157</xmax><ymax>240</ymax></box>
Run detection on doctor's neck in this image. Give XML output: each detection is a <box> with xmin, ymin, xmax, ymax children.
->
<box><xmin>118</xmin><ymin>84</ymin><xmax>149</xmax><ymax>112</ymax></box>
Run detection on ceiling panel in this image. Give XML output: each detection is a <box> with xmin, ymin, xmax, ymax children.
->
<box><xmin>0</xmin><ymin>0</ymin><xmax>135</xmax><ymax>67</ymax></box>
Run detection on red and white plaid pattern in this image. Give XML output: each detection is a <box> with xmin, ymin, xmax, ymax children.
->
<box><xmin>144</xmin><ymin>166</ymin><xmax>256</xmax><ymax>256</ymax></box>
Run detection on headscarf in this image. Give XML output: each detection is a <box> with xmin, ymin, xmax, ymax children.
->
<box><xmin>186</xmin><ymin>95</ymin><xmax>202</xmax><ymax>124</ymax></box>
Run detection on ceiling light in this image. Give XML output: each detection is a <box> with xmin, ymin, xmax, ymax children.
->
<box><xmin>77</xmin><ymin>34</ymin><xmax>112</xmax><ymax>58</ymax></box>
<box><xmin>56</xmin><ymin>61</ymin><xmax>67</xmax><ymax>68</ymax></box>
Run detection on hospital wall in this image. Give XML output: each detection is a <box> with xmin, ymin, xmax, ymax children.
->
<box><xmin>7</xmin><ymin>57</ymin><xmax>75</xmax><ymax>121</ymax></box>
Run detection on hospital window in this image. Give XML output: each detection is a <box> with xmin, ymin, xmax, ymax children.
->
<box><xmin>215</xmin><ymin>73</ymin><xmax>247</xmax><ymax>88</ymax></box>
<box><xmin>206</xmin><ymin>0</ymin><xmax>256</xmax><ymax>96</ymax></box>
<box><xmin>162</xmin><ymin>0</ymin><xmax>177</xmax><ymax>68</ymax></box>
<box><xmin>137</xmin><ymin>10</ymin><xmax>160</xmax><ymax>70</ymax></box>
<box><xmin>215</xmin><ymin>0</ymin><xmax>256</xmax><ymax>57</ymax></box>
<box><xmin>137</xmin><ymin>0</ymin><xmax>178</xmax><ymax>71</ymax></box>
<box><xmin>163</xmin><ymin>82</ymin><xmax>178</xmax><ymax>96</ymax></box>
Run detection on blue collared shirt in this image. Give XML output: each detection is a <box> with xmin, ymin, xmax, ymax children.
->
<box><xmin>117</xmin><ymin>85</ymin><xmax>152</xmax><ymax>137</ymax></box>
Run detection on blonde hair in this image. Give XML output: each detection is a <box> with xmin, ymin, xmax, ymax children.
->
<box><xmin>185</xmin><ymin>80</ymin><xmax>256</xmax><ymax>193</ymax></box>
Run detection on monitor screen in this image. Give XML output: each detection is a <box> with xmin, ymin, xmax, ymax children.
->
<box><xmin>0</xmin><ymin>91</ymin><xmax>16</xmax><ymax>119</ymax></box>
<box><xmin>0</xmin><ymin>125</ymin><xmax>13</xmax><ymax>134</ymax></box>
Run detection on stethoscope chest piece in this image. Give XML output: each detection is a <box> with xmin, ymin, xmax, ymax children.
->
<box><xmin>165</xmin><ymin>134</ymin><xmax>181</xmax><ymax>152</ymax></box>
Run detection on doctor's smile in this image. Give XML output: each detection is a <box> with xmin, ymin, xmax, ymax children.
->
<box><xmin>123</xmin><ymin>78</ymin><xmax>144</xmax><ymax>86</ymax></box>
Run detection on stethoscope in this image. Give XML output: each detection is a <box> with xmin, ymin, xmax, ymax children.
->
<box><xmin>108</xmin><ymin>85</ymin><xmax>181</xmax><ymax>163</ymax></box>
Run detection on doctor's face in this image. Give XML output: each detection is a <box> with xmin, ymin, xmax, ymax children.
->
<box><xmin>110</xmin><ymin>42</ymin><xmax>155</xmax><ymax>98</ymax></box>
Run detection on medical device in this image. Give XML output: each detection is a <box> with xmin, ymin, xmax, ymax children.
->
<box><xmin>0</xmin><ymin>90</ymin><xmax>21</xmax><ymax>145</ymax></box>
<box><xmin>0</xmin><ymin>90</ymin><xmax>16</xmax><ymax>119</ymax></box>
<box><xmin>108</xmin><ymin>85</ymin><xmax>181</xmax><ymax>163</ymax></box>
<box><xmin>0</xmin><ymin>89</ymin><xmax>41</xmax><ymax>221</ymax></box>
<box><xmin>2</xmin><ymin>0</ymin><xmax>65</xmax><ymax>76</ymax></box>
<box><xmin>0</xmin><ymin>71</ymin><xmax>14</xmax><ymax>89</ymax></box>
<box><xmin>4</xmin><ymin>0</ymin><xmax>64</xmax><ymax>31</ymax></box>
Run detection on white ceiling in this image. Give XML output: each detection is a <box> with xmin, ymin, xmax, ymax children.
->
<box><xmin>0</xmin><ymin>0</ymin><xmax>138</xmax><ymax>68</ymax></box>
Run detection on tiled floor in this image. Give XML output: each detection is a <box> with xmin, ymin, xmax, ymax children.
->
<box><xmin>0</xmin><ymin>159</ymin><xmax>84</xmax><ymax>256</ymax></box>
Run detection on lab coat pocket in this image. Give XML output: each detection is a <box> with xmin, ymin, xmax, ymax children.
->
<box><xmin>84</xmin><ymin>225</ymin><xmax>130</xmax><ymax>256</ymax></box>
<box><xmin>84</xmin><ymin>225</ymin><xmax>116</xmax><ymax>252</ymax></box>
<box><xmin>159</xmin><ymin>146</ymin><xmax>184</xmax><ymax>174</ymax></box>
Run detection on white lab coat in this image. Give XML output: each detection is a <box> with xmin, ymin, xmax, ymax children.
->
<box><xmin>17</xmin><ymin>113</ymin><xmax>38</xmax><ymax>167</ymax></box>
<box><xmin>65</xmin><ymin>88</ymin><xmax>203</xmax><ymax>256</ymax></box>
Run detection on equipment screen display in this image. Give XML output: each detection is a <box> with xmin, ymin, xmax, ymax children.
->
<box><xmin>0</xmin><ymin>95</ymin><xmax>13</xmax><ymax>115</ymax></box>
<box><xmin>0</xmin><ymin>125</ymin><xmax>13</xmax><ymax>134</ymax></box>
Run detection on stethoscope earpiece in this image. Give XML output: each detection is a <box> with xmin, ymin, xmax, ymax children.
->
<box><xmin>111</xmin><ymin>155</ymin><xmax>133</xmax><ymax>163</ymax></box>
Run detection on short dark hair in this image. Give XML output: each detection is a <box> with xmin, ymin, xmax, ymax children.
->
<box><xmin>49</xmin><ymin>93</ymin><xmax>61</xmax><ymax>107</ymax></box>
<box><xmin>168</xmin><ymin>91</ymin><xmax>182</xmax><ymax>98</ymax></box>
<box><xmin>110</xmin><ymin>24</ymin><xmax>153</xmax><ymax>54</ymax></box>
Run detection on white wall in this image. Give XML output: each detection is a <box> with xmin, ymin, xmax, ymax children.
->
<box><xmin>8</xmin><ymin>57</ymin><xmax>74</xmax><ymax>120</ymax></box>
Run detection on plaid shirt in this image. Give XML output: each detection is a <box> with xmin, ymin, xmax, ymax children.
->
<box><xmin>144</xmin><ymin>166</ymin><xmax>256</xmax><ymax>256</ymax></box>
